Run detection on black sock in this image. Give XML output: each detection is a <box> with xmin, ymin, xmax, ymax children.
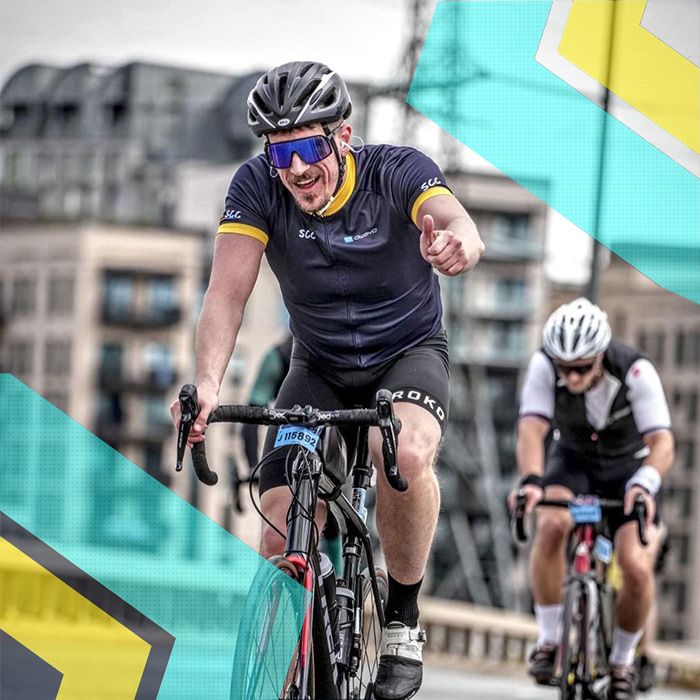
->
<box><xmin>385</xmin><ymin>573</ymin><xmax>423</xmax><ymax>627</ymax></box>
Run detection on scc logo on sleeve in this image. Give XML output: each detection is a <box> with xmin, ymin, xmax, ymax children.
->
<box><xmin>420</xmin><ymin>177</ymin><xmax>441</xmax><ymax>192</ymax></box>
<box><xmin>223</xmin><ymin>209</ymin><xmax>242</xmax><ymax>220</ymax></box>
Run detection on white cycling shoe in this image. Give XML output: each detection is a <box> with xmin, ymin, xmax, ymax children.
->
<box><xmin>373</xmin><ymin>622</ymin><xmax>426</xmax><ymax>700</ymax></box>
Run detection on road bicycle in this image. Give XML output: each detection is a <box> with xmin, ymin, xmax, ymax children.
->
<box><xmin>512</xmin><ymin>492</ymin><xmax>648</xmax><ymax>700</ymax></box>
<box><xmin>176</xmin><ymin>384</ymin><xmax>407</xmax><ymax>699</ymax></box>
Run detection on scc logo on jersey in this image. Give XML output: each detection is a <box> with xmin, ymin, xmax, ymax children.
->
<box><xmin>420</xmin><ymin>177</ymin><xmax>442</xmax><ymax>192</ymax></box>
<box><xmin>223</xmin><ymin>209</ymin><xmax>242</xmax><ymax>220</ymax></box>
<box><xmin>299</xmin><ymin>229</ymin><xmax>316</xmax><ymax>240</ymax></box>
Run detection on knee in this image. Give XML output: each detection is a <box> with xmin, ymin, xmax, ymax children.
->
<box><xmin>395</xmin><ymin>438</ymin><xmax>436</xmax><ymax>484</ymax></box>
<box><xmin>260</xmin><ymin>524</ymin><xmax>285</xmax><ymax>558</ymax></box>
<box><xmin>534</xmin><ymin>512</ymin><xmax>570</xmax><ymax>554</ymax></box>
<box><xmin>619</xmin><ymin>556</ymin><xmax>653</xmax><ymax>596</ymax></box>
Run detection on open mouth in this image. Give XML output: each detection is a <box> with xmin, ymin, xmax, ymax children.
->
<box><xmin>292</xmin><ymin>175</ymin><xmax>320</xmax><ymax>192</ymax></box>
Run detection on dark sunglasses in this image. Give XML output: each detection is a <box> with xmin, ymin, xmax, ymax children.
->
<box><xmin>555</xmin><ymin>362</ymin><xmax>596</xmax><ymax>376</ymax></box>
<box><xmin>265</xmin><ymin>133</ymin><xmax>336</xmax><ymax>170</ymax></box>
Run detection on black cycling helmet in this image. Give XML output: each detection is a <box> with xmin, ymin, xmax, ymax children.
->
<box><xmin>247</xmin><ymin>61</ymin><xmax>352</xmax><ymax>137</ymax></box>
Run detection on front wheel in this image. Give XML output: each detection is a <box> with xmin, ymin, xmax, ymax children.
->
<box><xmin>230</xmin><ymin>556</ymin><xmax>313</xmax><ymax>700</ymax></box>
<box><xmin>559</xmin><ymin>580</ymin><xmax>586</xmax><ymax>700</ymax></box>
<box><xmin>341</xmin><ymin>567</ymin><xmax>388</xmax><ymax>700</ymax></box>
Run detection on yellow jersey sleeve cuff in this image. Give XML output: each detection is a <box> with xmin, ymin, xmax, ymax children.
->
<box><xmin>410</xmin><ymin>186</ymin><xmax>455</xmax><ymax>226</ymax></box>
<box><xmin>216</xmin><ymin>222</ymin><xmax>269</xmax><ymax>246</ymax></box>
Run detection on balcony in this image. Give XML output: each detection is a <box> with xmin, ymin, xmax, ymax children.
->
<box><xmin>95</xmin><ymin>418</ymin><xmax>172</xmax><ymax>446</ymax></box>
<box><xmin>98</xmin><ymin>367</ymin><xmax>178</xmax><ymax>393</ymax></box>
<box><xmin>101</xmin><ymin>303</ymin><xmax>182</xmax><ymax>328</ymax></box>
<box><xmin>451</xmin><ymin>342</ymin><xmax>529</xmax><ymax>368</ymax></box>
<box><xmin>484</xmin><ymin>236</ymin><xmax>542</xmax><ymax>263</ymax></box>
<box><xmin>467</xmin><ymin>299</ymin><xmax>532</xmax><ymax>321</ymax></box>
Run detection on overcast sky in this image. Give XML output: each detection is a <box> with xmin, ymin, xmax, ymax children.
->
<box><xmin>0</xmin><ymin>0</ymin><xmax>412</xmax><ymax>85</ymax></box>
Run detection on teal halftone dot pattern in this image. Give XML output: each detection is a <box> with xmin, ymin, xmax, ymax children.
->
<box><xmin>409</xmin><ymin>1</ymin><xmax>699</xmax><ymax>304</ymax></box>
<box><xmin>0</xmin><ymin>375</ymin><xmax>308</xmax><ymax>699</ymax></box>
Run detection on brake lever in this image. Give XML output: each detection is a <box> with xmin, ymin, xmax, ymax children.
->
<box><xmin>511</xmin><ymin>490</ymin><xmax>529</xmax><ymax>544</ymax></box>
<box><xmin>176</xmin><ymin>383</ymin><xmax>199</xmax><ymax>472</ymax></box>
<box><xmin>376</xmin><ymin>389</ymin><xmax>407</xmax><ymax>492</ymax></box>
<box><xmin>633</xmin><ymin>494</ymin><xmax>649</xmax><ymax>547</ymax></box>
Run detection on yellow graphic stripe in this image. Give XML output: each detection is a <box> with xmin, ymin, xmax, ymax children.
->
<box><xmin>321</xmin><ymin>153</ymin><xmax>356</xmax><ymax>217</ymax></box>
<box><xmin>217</xmin><ymin>222</ymin><xmax>269</xmax><ymax>246</ymax></box>
<box><xmin>559</xmin><ymin>0</ymin><xmax>699</xmax><ymax>153</ymax></box>
<box><xmin>410</xmin><ymin>186</ymin><xmax>454</xmax><ymax>226</ymax></box>
<box><xmin>0</xmin><ymin>537</ymin><xmax>152</xmax><ymax>699</ymax></box>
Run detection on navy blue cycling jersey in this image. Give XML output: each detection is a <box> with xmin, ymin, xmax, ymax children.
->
<box><xmin>217</xmin><ymin>144</ymin><xmax>455</xmax><ymax>369</ymax></box>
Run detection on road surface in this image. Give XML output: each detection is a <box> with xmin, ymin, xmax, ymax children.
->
<box><xmin>421</xmin><ymin>665</ymin><xmax>700</xmax><ymax>699</ymax></box>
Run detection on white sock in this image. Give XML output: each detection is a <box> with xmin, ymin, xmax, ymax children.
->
<box><xmin>535</xmin><ymin>603</ymin><xmax>563</xmax><ymax>646</ymax></box>
<box><xmin>609</xmin><ymin>626</ymin><xmax>643</xmax><ymax>666</ymax></box>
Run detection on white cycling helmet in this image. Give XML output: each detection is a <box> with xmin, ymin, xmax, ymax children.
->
<box><xmin>542</xmin><ymin>297</ymin><xmax>611</xmax><ymax>361</ymax></box>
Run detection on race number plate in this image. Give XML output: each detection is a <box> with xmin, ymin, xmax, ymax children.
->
<box><xmin>569</xmin><ymin>499</ymin><xmax>602</xmax><ymax>524</ymax></box>
<box><xmin>274</xmin><ymin>425</ymin><xmax>320</xmax><ymax>451</ymax></box>
<box><xmin>594</xmin><ymin>535</ymin><xmax>614</xmax><ymax>564</ymax></box>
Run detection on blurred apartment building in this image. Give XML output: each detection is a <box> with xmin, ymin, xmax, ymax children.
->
<box><xmin>431</xmin><ymin>172</ymin><xmax>550</xmax><ymax>609</ymax></box>
<box><xmin>0</xmin><ymin>61</ymin><xmax>307</xmax><ymax>550</ymax></box>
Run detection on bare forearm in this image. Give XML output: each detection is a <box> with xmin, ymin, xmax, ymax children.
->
<box><xmin>643</xmin><ymin>430</ymin><xmax>675</xmax><ymax>480</ymax></box>
<box><xmin>516</xmin><ymin>418</ymin><xmax>549</xmax><ymax>476</ymax></box>
<box><xmin>194</xmin><ymin>289</ymin><xmax>244</xmax><ymax>392</ymax></box>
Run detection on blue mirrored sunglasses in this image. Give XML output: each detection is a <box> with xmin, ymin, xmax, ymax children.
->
<box><xmin>265</xmin><ymin>134</ymin><xmax>334</xmax><ymax>169</ymax></box>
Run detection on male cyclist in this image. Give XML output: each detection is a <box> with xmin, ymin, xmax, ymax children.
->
<box><xmin>509</xmin><ymin>298</ymin><xmax>674</xmax><ymax>700</ymax></box>
<box><xmin>170</xmin><ymin>61</ymin><xmax>484</xmax><ymax>700</ymax></box>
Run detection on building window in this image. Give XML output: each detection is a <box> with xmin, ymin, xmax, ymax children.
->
<box><xmin>100</xmin><ymin>342</ymin><xmax>124</xmax><ymax>382</ymax></box>
<box><xmin>674</xmin><ymin>329</ymin><xmax>685</xmax><ymax>367</ymax></box>
<box><xmin>47</xmin><ymin>275</ymin><xmax>75</xmax><ymax>315</ymax></box>
<box><xmin>146</xmin><ymin>277</ymin><xmax>177</xmax><ymax>321</ymax></box>
<box><xmin>492</xmin><ymin>320</ymin><xmax>524</xmax><ymax>354</ymax></box>
<box><xmin>144</xmin><ymin>394</ymin><xmax>169</xmax><ymax>426</ymax></box>
<box><xmin>103</xmin><ymin>274</ymin><xmax>134</xmax><ymax>320</ymax></box>
<box><xmin>677</xmin><ymin>439</ymin><xmax>697</xmax><ymax>473</ymax></box>
<box><xmin>11</xmin><ymin>277</ymin><xmax>36</xmax><ymax>316</ymax></box>
<box><xmin>688</xmin><ymin>390</ymin><xmax>698</xmax><ymax>423</ymax></box>
<box><xmin>143</xmin><ymin>342</ymin><xmax>175</xmax><ymax>386</ymax></box>
<box><xmin>44</xmin><ymin>392</ymin><xmax>69</xmax><ymax>413</ymax></box>
<box><xmin>8</xmin><ymin>341</ymin><xmax>33</xmax><ymax>375</ymax></box>
<box><xmin>492</xmin><ymin>213</ymin><xmax>532</xmax><ymax>242</ymax></box>
<box><xmin>494</xmin><ymin>278</ymin><xmax>528</xmax><ymax>306</ymax></box>
<box><xmin>44</xmin><ymin>340</ymin><xmax>72</xmax><ymax>376</ymax></box>
<box><xmin>638</xmin><ymin>331</ymin><xmax>648</xmax><ymax>354</ymax></box>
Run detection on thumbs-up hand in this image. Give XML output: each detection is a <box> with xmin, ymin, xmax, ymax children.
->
<box><xmin>419</xmin><ymin>214</ymin><xmax>472</xmax><ymax>277</ymax></box>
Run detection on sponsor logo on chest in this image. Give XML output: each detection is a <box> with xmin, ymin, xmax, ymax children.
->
<box><xmin>343</xmin><ymin>227</ymin><xmax>378</xmax><ymax>244</ymax></box>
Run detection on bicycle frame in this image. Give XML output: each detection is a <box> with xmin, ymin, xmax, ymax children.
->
<box><xmin>280</xmin><ymin>424</ymin><xmax>386</xmax><ymax>697</ymax></box>
<box><xmin>557</xmin><ymin>521</ymin><xmax>607</xmax><ymax>692</ymax></box>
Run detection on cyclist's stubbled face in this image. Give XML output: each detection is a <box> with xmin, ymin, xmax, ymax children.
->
<box><xmin>268</xmin><ymin>123</ymin><xmax>352</xmax><ymax>214</ymax></box>
<box><xmin>556</xmin><ymin>355</ymin><xmax>603</xmax><ymax>394</ymax></box>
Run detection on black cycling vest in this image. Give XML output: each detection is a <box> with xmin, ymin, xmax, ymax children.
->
<box><xmin>549</xmin><ymin>338</ymin><xmax>647</xmax><ymax>461</ymax></box>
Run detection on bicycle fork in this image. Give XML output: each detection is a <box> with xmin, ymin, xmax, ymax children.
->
<box><xmin>337</xmin><ymin>428</ymin><xmax>373</xmax><ymax>676</ymax></box>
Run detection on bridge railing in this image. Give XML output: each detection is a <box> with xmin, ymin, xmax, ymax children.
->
<box><xmin>420</xmin><ymin>596</ymin><xmax>700</xmax><ymax>691</ymax></box>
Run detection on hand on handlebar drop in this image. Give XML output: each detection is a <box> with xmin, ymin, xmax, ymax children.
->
<box><xmin>507</xmin><ymin>484</ymin><xmax>543</xmax><ymax>515</ymax></box>
<box><xmin>169</xmin><ymin>382</ymin><xmax>219</xmax><ymax>446</ymax></box>
<box><xmin>625</xmin><ymin>485</ymin><xmax>655</xmax><ymax>527</ymax></box>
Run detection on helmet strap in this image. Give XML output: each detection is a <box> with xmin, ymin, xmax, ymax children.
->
<box><xmin>322</xmin><ymin>123</ymin><xmax>346</xmax><ymax>198</ymax></box>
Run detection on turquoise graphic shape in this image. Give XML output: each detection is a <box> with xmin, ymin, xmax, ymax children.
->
<box><xmin>409</xmin><ymin>1</ymin><xmax>699</xmax><ymax>304</ymax></box>
<box><xmin>0</xmin><ymin>375</ymin><xmax>308</xmax><ymax>699</ymax></box>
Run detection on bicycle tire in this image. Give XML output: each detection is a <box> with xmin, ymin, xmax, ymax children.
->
<box><xmin>230</xmin><ymin>555</ymin><xmax>314</xmax><ymax>700</ymax></box>
<box><xmin>559</xmin><ymin>580</ymin><xmax>585</xmax><ymax>700</ymax></box>
<box><xmin>340</xmin><ymin>566</ymin><xmax>388</xmax><ymax>700</ymax></box>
